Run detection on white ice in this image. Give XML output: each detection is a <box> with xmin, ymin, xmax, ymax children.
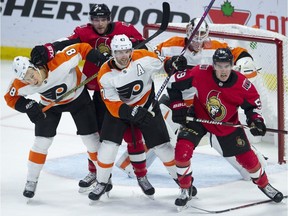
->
<box><xmin>1</xmin><ymin>60</ymin><xmax>287</xmax><ymax>216</ymax></box>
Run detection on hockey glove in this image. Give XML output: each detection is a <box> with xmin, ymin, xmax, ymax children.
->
<box><xmin>164</xmin><ymin>55</ymin><xmax>188</xmax><ymax>75</ymax></box>
<box><xmin>98</xmin><ymin>52</ymin><xmax>112</xmax><ymax>66</ymax></box>
<box><xmin>30</xmin><ymin>43</ymin><xmax>55</xmax><ymax>66</ymax></box>
<box><xmin>24</xmin><ymin>100</ymin><xmax>46</xmax><ymax>124</ymax></box>
<box><xmin>119</xmin><ymin>104</ymin><xmax>154</xmax><ymax>127</ymax></box>
<box><xmin>248</xmin><ymin>118</ymin><xmax>266</xmax><ymax>136</ymax></box>
<box><xmin>170</xmin><ymin>101</ymin><xmax>188</xmax><ymax>125</ymax></box>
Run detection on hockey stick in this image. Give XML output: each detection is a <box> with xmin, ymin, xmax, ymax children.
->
<box><xmin>134</xmin><ymin>2</ymin><xmax>170</xmax><ymax>49</ymax></box>
<box><xmin>190</xmin><ymin>195</ymin><xmax>288</xmax><ymax>214</ymax></box>
<box><xmin>186</xmin><ymin>116</ymin><xmax>288</xmax><ymax>134</ymax></box>
<box><xmin>149</xmin><ymin>0</ymin><xmax>216</xmax><ymax>111</ymax></box>
<box><xmin>42</xmin><ymin>2</ymin><xmax>170</xmax><ymax>113</ymax></box>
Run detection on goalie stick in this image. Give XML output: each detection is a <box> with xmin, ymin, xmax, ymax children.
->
<box><xmin>186</xmin><ymin>116</ymin><xmax>288</xmax><ymax>135</ymax></box>
<box><xmin>149</xmin><ymin>0</ymin><xmax>216</xmax><ymax>111</ymax></box>
<box><xmin>190</xmin><ymin>195</ymin><xmax>288</xmax><ymax>214</ymax></box>
<box><xmin>42</xmin><ymin>2</ymin><xmax>170</xmax><ymax>113</ymax></box>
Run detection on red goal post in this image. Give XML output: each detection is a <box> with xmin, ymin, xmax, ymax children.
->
<box><xmin>143</xmin><ymin>23</ymin><xmax>288</xmax><ymax>164</ymax></box>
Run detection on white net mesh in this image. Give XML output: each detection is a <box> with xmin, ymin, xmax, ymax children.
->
<box><xmin>145</xmin><ymin>23</ymin><xmax>288</xmax><ymax>163</ymax></box>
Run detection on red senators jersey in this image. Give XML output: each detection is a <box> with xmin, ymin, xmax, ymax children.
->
<box><xmin>68</xmin><ymin>22</ymin><xmax>146</xmax><ymax>91</ymax></box>
<box><xmin>5</xmin><ymin>43</ymin><xmax>92</xmax><ymax>109</ymax></box>
<box><xmin>168</xmin><ymin>65</ymin><xmax>263</xmax><ymax>136</ymax></box>
<box><xmin>154</xmin><ymin>36</ymin><xmax>247</xmax><ymax>66</ymax></box>
<box><xmin>98</xmin><ymin>49</ymin><xmax>165</xmax><ymax>118</ymax></box>
<box><xmin>155</xmin><ymin>36</ymin><xmax>248</xmax><ymax>105</ymax></box>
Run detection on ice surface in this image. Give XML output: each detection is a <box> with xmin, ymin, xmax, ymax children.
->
<box><xmin>1</xmin><ymin>60</ymin><xmax>287</xmax><ymax>216</ymax></box>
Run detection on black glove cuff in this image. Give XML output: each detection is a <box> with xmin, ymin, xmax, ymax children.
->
<box><xmin>118</xmin><ymin>103</ymin><xmax>133</xmax><ymax>120</ymax></box>
<box><xmin>14</xmin><ymin>97</ymin><xmax>33</xmax><ymax>113</ymax></box>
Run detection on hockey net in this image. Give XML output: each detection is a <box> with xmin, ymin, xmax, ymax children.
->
<box><xmin>143</xmin><ymin>23</ymin><xmax>288</xmax><ymax>164</ymax></box>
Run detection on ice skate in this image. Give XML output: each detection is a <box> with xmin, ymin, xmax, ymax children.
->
<box><xmin>88</xmin><ymin>182</ymin><xmax>108</xmax><ymax>203</ymax></box>
<box><xmin>79</xmin><ymin>172</ymin><xmax>113</xmax><ymax>194</ymax></box>
<box><xmin>174</xmin><ymin>178</ymin><xmax>197</xmax><ymax>197</ymax></box>
<box><xmin>23</xmin><ymin>181</ymin><xmax>38</xmax><ymax>203</ymax></box>
<box><xmin>137</xmin><ymin>176</ymin><xmax>155</xmax><ymax>199</ymax></box>
<box><xmin>175</xmin><ymin>183</ymin><xmax>194</xmax><ymax>212</ymax></box>
<box><xmin>259</xmin><ymin>183</ymin><xmax>283</xmax><ymax>203</ymax></box>
<box><xmin>105</xmin><ymin>174</ymin><xmax>113</xmax><ymax>197</ymax></box>
<box><xmin>78</xmin><ymin>172</ymin><xmax>97</xmax><ymax>193</ymax></box>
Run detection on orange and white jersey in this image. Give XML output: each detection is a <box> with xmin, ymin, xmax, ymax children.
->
<box><xmin>155</xmin><ymin>36</ymin><xmax>248</xmax><ymax>105</ymax></box>
<box><xmin>98</xmin><ymin>49</ymin><xmax>166</xmax><ymax>118</ymax></box>
<box><xmin>154</xmin><ymin>36</ymin><xmax>247</xmax><ymax>66</ymax></box>
<box><xmin>5</xmin><ymin>43</ymin><xmax>93</xmax><ymax>109</ymax></box>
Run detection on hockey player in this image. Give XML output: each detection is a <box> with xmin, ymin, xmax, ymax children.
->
<box><xmin>88</xmin><ymin>34</ymin><xmax>192</xmax><ymax>201</ymax></box>
<box><xmin>167</xmin><ymin>48</ymin><xmax>283</xmax><ymax>209</ymax></box>
<box><xmin>4</xmin><ymin>43</ymin><xmax>107</xmax><ymax>199</ymax></box>
<box><xmin>30</xmin><ymin>3</ymin><xmax>151</xmax><ymax>193</ymax></box>
<box><xmin>123</xmin><ymin>17</ymin><xmax>265</xmax><ymax>181</ymax></box>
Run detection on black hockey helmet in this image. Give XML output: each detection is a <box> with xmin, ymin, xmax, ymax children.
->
<box><xmin>213</xmin><ymin>48</ymin><xmax>233</xmax><ymax>65</ymax></box>
<box><xmin>89</xmin><ymin>4</ymin><xmax>111</xmax><ymax>20</ymax></box>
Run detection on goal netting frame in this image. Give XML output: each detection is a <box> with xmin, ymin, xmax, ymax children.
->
<box><xmin>143</xmin><ymin>23</ymin><xmax>288</xmax><ymax>164</ymax></box>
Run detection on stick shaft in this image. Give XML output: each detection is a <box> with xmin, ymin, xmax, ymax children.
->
<box><xmin>42</xmin><ymin>2</ymin><xmax>171</xmax><ymax>113</ymax></box>
<box><xmin>149</xmin><ymin>0</ymin><xmax>215</xmax><ymax>111</ymax></box>
<box><xmin>186</xmin><ymin>116</ymin><xmax>288</xmax><ymax>134</ymax></box>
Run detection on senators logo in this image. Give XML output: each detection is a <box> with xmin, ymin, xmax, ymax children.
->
<box><xmin>116</xmin><ymin>80</ymin><xmax>143</xmax><ymax>99</ymax></box>
<box><xmin>236</xmin><ymin>136</ymin><xmax>246</xmax><ymax>147</ymax></box>
<box><xmin>95</xmin><ymin>37</ymin><xmax>111</xmax><ymax>54</ymax></box>
<box><xmin>206</xmin><ymin>90</ymin><xmax>226</xmax><ymax>121</ymax></box>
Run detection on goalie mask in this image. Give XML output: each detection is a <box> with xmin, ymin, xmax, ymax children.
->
<box><xmin>12</xmin><ymin>56</ymin><xmax>35</xmax><ymax>80</ymax></box>
<box><xmin>186</xmin><ymin>18</ymin><xmax>209</xmax><ymax>43</ymax></box>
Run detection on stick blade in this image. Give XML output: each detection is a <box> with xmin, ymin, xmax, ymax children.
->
<box><xmin>159</xmin><ymin>2</ymin><xmax>170</xmax><ymax>31</ymax></box>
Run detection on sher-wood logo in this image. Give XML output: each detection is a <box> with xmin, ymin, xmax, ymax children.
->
<box><xmin>1</xmin><ymin>0</ymin><xmax>190</xmax><ymax>25</ymax></box>
<box><xmin>207</xmin><ymin>0</ymin><xmax>251</xmax><ymax>25</ymax></box>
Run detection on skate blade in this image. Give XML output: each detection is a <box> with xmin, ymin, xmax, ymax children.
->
<box><xmin>26</xmin><ymin>198</ymin><xmax>32</xmax><ymax>204</ymax></box>
<box><xmin>177</xmin><ymin>205</ymin><xmax>188</xmax><ymax>212</ymax></box>
<box><xmin>106</xmin><ymin>191</ymin><xmax>110</xmax><ymax>198</ymax></box>
<box><xmin>89</xmin><ymin>200</ymin><xmax>99</xmax><ymax>206</ymax></box>
<box><xmin>146</xmin><ymin>194</ymin><xmax>155</xmax><ymax>200</ymax></box>
<box><xmin>78</xmin><ymin>184</ymin><xmax>95</xmax><ymax>193</ymax></box>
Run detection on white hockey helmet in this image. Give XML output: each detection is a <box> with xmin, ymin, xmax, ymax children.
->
<box><xmin>12</xmin><ymin>56</ymin><xmax>34</xmax><ymax>80</ymax></box>
<box><xmin>186</xmin><ymin>18</ymin><xmax>209</xmax><ymax>42</ymax></box>
<box><xmin>111</xmin><ymin>34</ymin><xmax>133</xmax><ymax>56</ymax></box>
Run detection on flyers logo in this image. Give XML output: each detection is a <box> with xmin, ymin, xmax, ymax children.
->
<box><xmin>41</xmin><ymin>84</ymin><xmax>67</xmax><ymax>99</ymax></box>
<box><xmin>116</xmin><ymin>80</ymin><xmax>143</xmax><ymax>99</ymax></box>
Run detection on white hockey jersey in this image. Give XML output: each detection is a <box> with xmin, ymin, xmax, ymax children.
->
<box><xmin>98</xmin><ymin>49</ymin><xmax>166</xmax><ymax>118</ymax></box>
<box><xmin>5</xmin><ymin>43</ymin><xmax>93</xmax><ymax>109</ymax></box>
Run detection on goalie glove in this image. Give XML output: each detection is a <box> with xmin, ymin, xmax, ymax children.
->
<box><xmin>164</xmin><ymin>55</ymin><xmax>188</xmax><ymax>75</ymax></box>
<box><xmin>30</xmin><ymin>43</ymin><xmax>55</xmax><ymax>66</ymax></box>
<box><xmin>233</xmin><ymin>57</ymin><xmax>261</xmax><ymax>83</ymax></box>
